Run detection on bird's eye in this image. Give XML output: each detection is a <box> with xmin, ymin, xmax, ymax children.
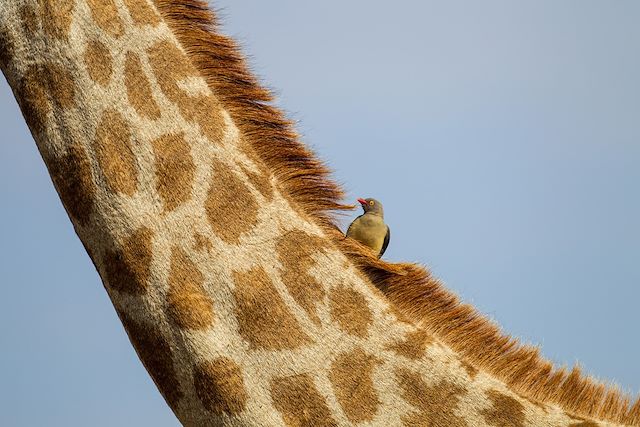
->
<box><xmin>369</xmin><ymin>200</ymin><xmax>374</xmax><ymax>206</ymax></box>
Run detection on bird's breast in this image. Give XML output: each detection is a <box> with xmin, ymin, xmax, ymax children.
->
<box><xmin>347</xmin><ymin>215</ymin><xmax>387</xmax><ymax>253</ymax></box>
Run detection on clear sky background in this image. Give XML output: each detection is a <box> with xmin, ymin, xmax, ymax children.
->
<box><xmin>1</xmin><ymin>1</ymin><xmax>638</xmax><ymax>425</ymax></box>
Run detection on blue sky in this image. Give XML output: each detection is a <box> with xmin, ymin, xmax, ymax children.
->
<box><xmin>1</xmin><ymin>1</ymin><xmax>638</xmax><ymax>425</ymax></box>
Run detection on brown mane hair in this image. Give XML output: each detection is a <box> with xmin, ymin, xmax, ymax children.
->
<box><xmin>153</xmin><ymin>1</ymin><xmax>640</xmax><ymax>424</ymax></box>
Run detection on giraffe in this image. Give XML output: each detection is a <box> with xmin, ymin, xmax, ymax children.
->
<box><xmin>0</xmin><ymin>0</ymin><xmax>637</xmax><ymax>426</ymax></box>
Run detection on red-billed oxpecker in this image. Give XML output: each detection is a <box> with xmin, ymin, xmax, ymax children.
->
<box><xmin>346</xmin><ymin>198</ymin><xmax>390</xmax><ymax>258</ymax></box>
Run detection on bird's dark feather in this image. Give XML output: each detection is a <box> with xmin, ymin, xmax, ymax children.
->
<box><xmin>379</xmin><ymin>226</ymin><xmax>390</xmax><ymax>258</ymax></box>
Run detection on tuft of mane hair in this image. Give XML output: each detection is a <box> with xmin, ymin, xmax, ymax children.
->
<box><xmin>153</xmin><ymin>1</ymin><xmax>640</xmax><ymax>425</ymax></box>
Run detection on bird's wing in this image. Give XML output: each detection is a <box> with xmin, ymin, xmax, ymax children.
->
<box><xmin>379</xmin><ymin>225</ymin><xmax>390</xmax><ymax>258</ymax></box>
<box><xmin>346</xmin><ymin>214</ymin><xmax>363</xmax><ymax>237</ymax></box>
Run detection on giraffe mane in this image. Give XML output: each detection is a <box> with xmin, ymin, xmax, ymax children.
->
<box><xmin>153</xmin><ymin>1</ymin><xmax>640</xmax><ymax>424</ymax></box>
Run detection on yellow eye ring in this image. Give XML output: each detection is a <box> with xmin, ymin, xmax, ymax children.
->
<box><xmin>369</xmin><ymin>200</ymin><xmax>375</xmax><ymax>206</ymax></box>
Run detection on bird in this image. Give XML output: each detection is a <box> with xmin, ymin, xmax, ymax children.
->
<box><xmin>346</xmin><ymin>197</ymin><xmax>390</xmax><ymax>258</ymax></box>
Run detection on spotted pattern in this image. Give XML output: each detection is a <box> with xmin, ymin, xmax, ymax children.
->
<box><xmin>232</xmin><ymin>266</ymin><xmax>311</xmax><ymax>350</ymax></box>
<box><xmin>480</xmin><ymin>389</ymin><xmax>526</xmax><ymax>427</ymax></box>
<box><xmin>193</xmin><ymin>357</ymin><xmax>248</xmax><ymax>415</ymax></box>
<box><xmin>17</xmin><ymin>63</ymin><xmax>76</xmax><ymax>135</ymax></box>
<box><xmin>205</xmin><ymin>158</ymin><xmax>259</xmax><ymax>244</ymax></box>
<box><xmin>167</xmin><ymin>248</ymin><xmax>214</xmax><ymax>330</ymax></box>
<box><xmin>84</xmin><ymin>40</ymin><xmax>113</xmax><ymax>87</ymax></box>
<box><xmin>396</xmin><ymin>368</ymin><xmax>468</xmax><ymax>427</ymax></box>
<box><xmin>17</xmin><ymin>67</ymin><xmax>49</xmax><ymax>134</ymax></box>
<box><xmin>151</xmin><ymin>133</ymin><xmax>195</xmax><ymax>211</ymax></box>
<box><xmin>276</xmin><ymin>231</ymin><xmax>328</xmax><ymax>324</ymax></box>
<box><xmin>49</xmin><ymin>64</ymin><xmax>76</xmax><ymax>109</ymax></box>
<box><xmin>125</xmin><ymin>52</ymin><xmax>161</xmax><ymax>120</ymax></box>
<box><xmin>86</xmin><ymin>0</ymin><xmax>124</xmax><ymax>38</ymax></box>
<box><xmin>329</xmin><ymin>285</ymin><xmax>372</xmax><ymax>338</ymax></box>
<box><xmin>94</xmin><ymin>109</ymin><xmax>138</xmax><ymax>196</ymax></box>
<box><xmin>329</xmin><ymin>347</ymin><xmax>380</xmax><ymax>423</ymax></box>
<box><xmin>193</xmin><ymin>233</ymin><xmax>213</xmax><ymax>253</ymax></box>
<box><xmin>103</xmin><ymin>227</ymin><xmax>153</xmax><ymax>295</ymax></box>
<box><xmin>123</xmin><ymin>0</ymin><xmax>161</xmax><ymax>27</ymax></box>
<box><xmin>387</xmin><ymin>328</ymin><xmax>435</xmax><ymax>360</ymax></box>
<box><xmin>3</xmin><ymin>3</ymin><xmax>594</xmax><ymax>426</ymax></box>
<box><xmin>270</xmin><ymin>374</ymin><xmax>338</xmax><ymax>427</ymax></box>
<box><xmin>48</xmin><ymin>143</ymin><xmax>96</xmax><ymax>226</ymax></box>
<box><xmin>40</xmin><ymin>0</ymin><xmax>75</xmax><ymax>40</ymax></box>
<box><xmin>147</xmin><ymin>40</ymin><xmax>225</xmax><ymax>144</ymax></box>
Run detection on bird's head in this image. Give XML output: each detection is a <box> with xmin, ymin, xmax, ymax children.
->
<box><xmin>357</xmin><ymin>197</ymin><xmax>384</xmax><ymax>216</ymax></box>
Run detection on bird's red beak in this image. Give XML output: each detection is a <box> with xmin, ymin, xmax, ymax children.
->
<box><xmin>357</xmin><ymin>198</ymin><xmax>367</xmax><ymax>207</ymax></box>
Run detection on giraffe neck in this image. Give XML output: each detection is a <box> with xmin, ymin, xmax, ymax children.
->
<box><xmin>0</xmin><ymin>1</ymin><xmax>633</xmax><ymax>426</ymax></box>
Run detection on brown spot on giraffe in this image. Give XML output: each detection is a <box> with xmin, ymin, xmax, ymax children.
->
<box><xmin>86</xmin><ymin>0</ymin><xmax>124</xmax><ymax>38</ymax></box>
<box><xmin>270</xmin><ymin>374</ymin><xmax>338</xmax><ymax>427</ymax></box>
<box><xmin>395</xmin><ymin>368</ymin><xmax>468</xmax><ymax>427</ymax></box>
<box><xmin>194</xmin><ymin>232</ymin><xmax>213</xmax><ymax>253</ymax></box>
<box><xmin>329</xmin><ymin>347</ymin><xmax>380</xmax><ymax>423</ymax></box>
<box><xmin>125</xmin><ymin>52</ymin><xmax>161</xmax><ymax>120</ymax></box>
<box><xmin>387</xmin><ymin>328</ymin><xmax>435</xmax><ymax>361</ymax></box>
<box><xmin>93</xmin><ymin>109</ymin><xmax>138</xmax><ymax>196</ymax></box>
<box><xmin>232</xmin><ymin>266</ymin><xmax>311</xmax><ymax>350</ymax></box>
<box><xmin>167</xmin><ymin>248</ymin><xmax>214</xmax><ymax>330</ymax></box>
<box><xmin>193</xmin><ymin>357</ymin><xmax>248</xmax><ymax>415</ymax></box>
<box><xmin>20</xmin><ymin>4</ymin><xmax>40</xmax><ymax>35</ymax></box>
<box><xmin>17</xmin><ymin>67</ymin><xmax>50</xmax><ymax>134</ymax></box>
<box><xmin>480</xmin><ymin>389</ymin><xmax>526</xmax><ymax>427</ymax></box>
<box><xmin>103</xmin><ymin>227</ymin><xmax>153</xmax><ymax>295</ymax></box>
<box><xmin>119</xmin><ymin>312</ymin><xmax>183</xmax><ymax>408</ymax></box>
<box><xmin>123</xmin><ymin>0</ymin><xmax>161</xmax><ymax>27</ymax></box>
<box><xmin>151</xmin><ymin>133</ymin><xmax>195</xmax><ymax>211</ymax></box>
<box><xmin>40</xmin><ymin>0</ymin><xmax>74</xmax><ymax>40</ymax></box>
<box><xmin>48</xmin><ymin>64</ymin><xmax>75</xmax><ymax>109</ymax></box>
<box><xmin>17</xmin><ymin>63</ymin><xmax>75</xmax><ymax>131</ymax></box>
<box><xmin>276</xmin><ymin>230</ymin><xmax>328</xmax><ymax>325</ymax></box>
<box><xmin>205</xmin><ymin>158</ymin><xmax>259</xmax><ymax>244</ymax></box>
<box><xmin>147</xmin><ymin>40</ymin><xmax>192</xmax><ymax>89</ymax></box>
<box><xmin>0</xmin><ymin>28</ymin><xmax>14</xmax><ymax>70</ymax></box>
<box><xmin>84</xmin><ymin>40</ymin><xmax>113</xmax><ymax>87</ymax></box>
<box><xmin>147</xmin><ymin>40</ymin><xmax>225</xmax><ymax>144</ymax></box>
<box><xmin>48</xmin><ymin>143</ymin><xmax>96</xmax><ymax>226</ymax></box>
<box><xmin>15</xmin><ymin>63</ymin><xmax>76</xmax><ymax>125</ymax></box>
<box><xmin>329</xmin><ymin>285</ymin><xmax>373</xmax><ymax>338</ymax></box>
